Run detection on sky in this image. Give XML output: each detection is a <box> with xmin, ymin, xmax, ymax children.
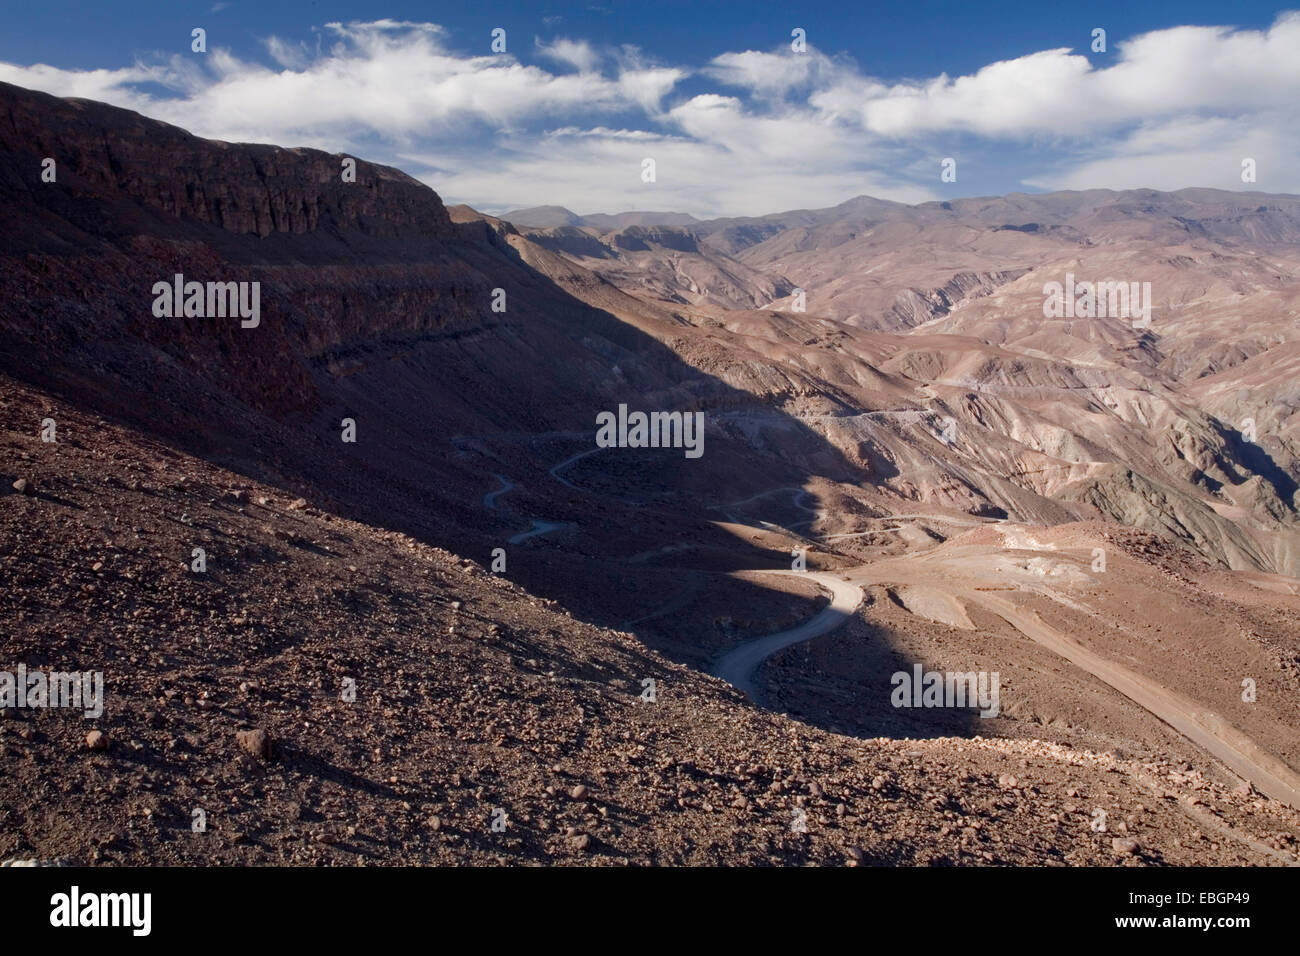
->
<box><xmin>1</xmin><ymin>1</ymin><xmax>1297</xmax><ymax>218</ymax></box>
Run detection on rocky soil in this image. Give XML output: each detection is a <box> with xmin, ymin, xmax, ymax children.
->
<box><xmin>4</xmin><ymin>379</ymin><xmax>1300</xmax><ymax>866</ymax></box>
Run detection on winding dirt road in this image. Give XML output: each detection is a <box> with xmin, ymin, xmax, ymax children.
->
<box><xmin>483</xmin><ymin>441</ymin><xmax>1300</xmax><ymax>809</ymax></box>
<box><xmin>482</xmin><ymin>473</ymin><xmax>513</xmax><ymax>511</ymax></box>
<box><xmin>549</xmin><ymin>447</ymin><xmax>603</xmax><ymax>490</ymax></box>
<box><xmin>711</xmin><ymin>572</ymin><xmax>864</xmax><ymax>706</ymax></box>
<box><xmin>966</xmin><ymin>588</ymin><xmax>1300</xmax><ymax>811</ymax></box>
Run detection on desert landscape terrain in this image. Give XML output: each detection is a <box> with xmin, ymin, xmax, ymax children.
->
<box><xmin>2</xmin><ymin>80</ymin><xmax>1299</xmax><ymax>867</ymax></box>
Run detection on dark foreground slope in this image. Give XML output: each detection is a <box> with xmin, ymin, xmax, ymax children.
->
<box><xmin>4</xmin><ymin>379</ymin><xmax>1298</xmax><ymax>865</ymax></box>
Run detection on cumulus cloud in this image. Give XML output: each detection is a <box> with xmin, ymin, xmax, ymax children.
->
<box><xmin>0</xmin><ymin>61</ymin><xmax>157</xmax><ymax>106</ymax></box>
<box><xmin>1</xmin><ymin>15</ymin><xmax>1299</xmax><ymax>214</ymax></box>
<box><xmin>842</xmin><ymin>14</ymin><xmax>1300</xmax><ymax>140</ymax></box>
<box><xmin>0</xmin><ymin>20</ymin><xmax>676</xmax><ymax>147</ymax></box>
<box><xmin>403</xmin><ymin>125</ymin><xmax>929</xmax><ymax>218</ymax></box>
<box><xmin>535</xmin><ymin>37</ymin><xmax>601</xmax><ymax>73</ymax></box>
<box><xmin>706</xmin><ymin>48</ymin><xmax>849</xmax><ymax>100</ymax></box>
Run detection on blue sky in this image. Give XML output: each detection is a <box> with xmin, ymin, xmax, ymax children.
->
<box><xmin>2</xmin><ymin>1</ymin><xmax>1297</xmax><ymax>216</ymax></box>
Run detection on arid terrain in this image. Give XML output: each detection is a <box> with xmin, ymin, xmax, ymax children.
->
<box><xmin>3</xmin><ymin>80</ymin><xmax>1300</xmax><ymax>866</ymax></box>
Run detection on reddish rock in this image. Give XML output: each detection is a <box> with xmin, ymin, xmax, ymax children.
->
<box><xmin>236</xmin><ymin>728</ymin><xmax>271</xmax><ymax>760</ymax></box>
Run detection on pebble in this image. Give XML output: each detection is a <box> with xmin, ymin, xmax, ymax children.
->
<box><xmin>1111</xmin><ymin>837</ymin><xmax>1141</xmax><ymax>856</ymax></box>
<box><xmin>236</xmin><ymin>728</ymin><xmax>271</xmax><ymax>760</ymax></box>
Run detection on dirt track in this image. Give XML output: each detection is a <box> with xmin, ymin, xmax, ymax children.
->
<box><xmin>711</xmin><ymin>571</ymin><xmax>864</xmax><ymax>705</ymax></box>
<box><xmin>964</xmin><ymin>588</ymin><xmax>1300</xmax><ymax>811</ymax></box>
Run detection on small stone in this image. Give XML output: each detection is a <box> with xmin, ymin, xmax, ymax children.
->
<box><xmin>871</xmin><ymin>775</ymin><xmax>888</xmax><ymax>791</ymax></box>
<box><xmin>997</xmin><ymin>774</ymin><xmax>1018</xmax><ymax>789</ymax></box>
<box><xmin>1111</xmin><ymin>837</ymin><xmax>1141</xmax><ymax>856</ymax></box>
<box><xmin>85</xmin><ymin>730</ymin><xmax>107</xmax><ymax>751</ymax></box>
<box><xmin>236</xmin><ymin>728</ymin><xmax>271</xmax><ymax>760</ymax></box>
<box><xmin>287</xmin><ymin>498</ymin><xmax>308</xmax><ymax>510</ymax></box>
<box><xmin>844</xmin><ymin>847</ymin><xmax>864</xmax><ymax>866</ymax></box>
<box><xmin>11</xmin><ymin>479</ymin><xmax>29</xmax><ymax>494</ymax></box>
<box><xmin>572</xmin><ymin>834</ymin><xmax>591</xmax><ymax>851</ymax></box>
<box><xmin>569</xmin><ymin>785</ymin><xmax>589</xmax><ymax>800</ymax></box>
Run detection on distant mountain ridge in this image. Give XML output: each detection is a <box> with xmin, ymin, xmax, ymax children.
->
<box><xmin>504</xmin><ymin>188</ymin><xmax>1300</xmax><ymax>245</ymax></box>
<box><xmin>501</xmin><ymin>205</ymin><xmax>701</xmax><ymax>229</ymax></box>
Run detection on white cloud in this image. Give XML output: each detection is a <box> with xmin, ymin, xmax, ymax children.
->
<box><xmin>843</xmin><ymin>14</ymin><xmax>1300</xmax><ymax>139</ymax></box>
<box><xmin>409</xmin><ymin>125</ymin><xmax>932</xmax><ymax>218</ymax></box>
<box><xmin>535</xmin><ymin>37</ymin><xmax>600</xmax><ymax>73</ymax></box>
<box><xmin>706</xmin><ymin>48</ymin><xmax>846</xmax><ymax>99</ymax></box>
<box><xmin>2</xmin><ymin>15</ymin><xmax>1300</xmax><ymax>214</ymax></box>
<box><xmin>0</xmin><ymin>62</ymin><xmax>156</xmax><ymax>106</ymax></box>
<box><xmin>617</xmin><ymin>66</ymin><xmax>686</xmax><ymax>115</ymax></box>
<box><xmin>1023</xmin><ymin>114</ymin><xmax>1298</xmax><ymax>193</ymax></box>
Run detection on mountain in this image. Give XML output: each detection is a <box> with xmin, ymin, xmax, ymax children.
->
<box><xmin>516</xmin><ymin>222</ymin><xmax>794</xmax><ymax>310</ymax></box>
<box><xmin>501</xmin><ymin>206</ymin><xmax>700</xmax><ymax>229</ymax></box>
<box><xmin>496</xmin><ymin>204</ymin><xmax>586</xmax><ymax>228</ymax></box>
<box><xmin>582</xmin><ymin>210</ymin><xmax>702</xmax><ymax>229</ymax></box>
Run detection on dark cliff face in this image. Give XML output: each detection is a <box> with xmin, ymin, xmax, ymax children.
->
<box><xmin>0</xmin><ymin>82</ymin><xmax>456</xmax><ymax>243</ymax></box>
<box><xmin>0</xmin><ymin>81</ymin><xmax>619</xmax><ymax>430</ymax></box>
